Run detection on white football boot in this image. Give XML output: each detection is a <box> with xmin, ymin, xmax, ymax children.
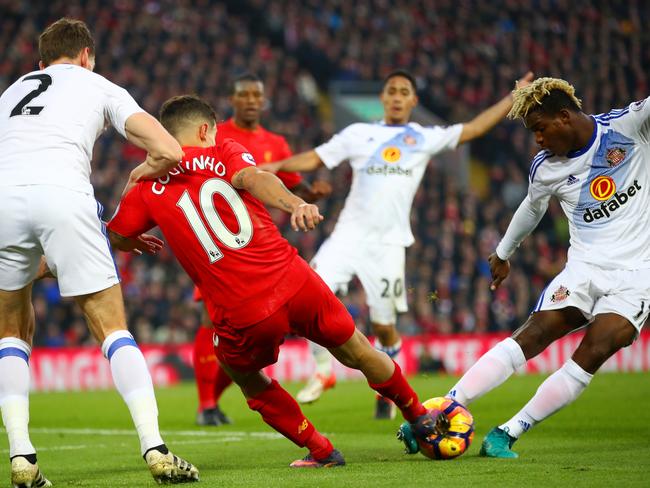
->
<box><xmin>296</xmin><ymin>373</ymin><xmax>336</xmax><ymax>404</ymax></box>
<box><xmin>145</xmin><ymin>448</ymin><xmax>199</xmax><ymax>484</ymax></box>
<box><xmin>11</xmin><ymin>456</ymin><xmax>52</xmax><ymax>488</ymax></box>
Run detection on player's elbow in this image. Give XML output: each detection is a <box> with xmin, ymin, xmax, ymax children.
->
<box><xmin>153</xmin><ymin>140</ymin><xmax>183</xmax><ymax>164</ymax></box>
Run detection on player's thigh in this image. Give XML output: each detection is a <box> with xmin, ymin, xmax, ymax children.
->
<box><xmin>512</xmin><ymin>306</ymin><xmax>587</xmax><ymax>359</ymax></box>
<box><xmin>310</xmin><ymin>236</ymin><xmax>356</xmax><ymax>294</ymax></box>
<box><xmin>572</xmin><ymin>313</ymin><xmax>637</xmax><ymax>374</ymax></box>
<box><xmin>215</xmin><ymin>307</ymin><xmax>292</xmax><ymax>373</ymax></box>
<box><xmin>0</xmin><ymin>187</ymin><xmax>42</xmax><ymax>292</ymax></box>
<box><xmin>0</xmin><ymin>284</ymin><xmax>35</xmax><ymax>343</ymax></box>
<box><xmin>34</xmin><ymin>188</ymin><xmax>120</xmax><ymax>297</ymax></box>
<box><xmin>516</xmin><ymin>261</ymin><xmax>596</xmax><ymax>357</ymax></box>
<box><xmin>74</xmin><ymin>283</ymin><xmax>127</xmax><ymax>342</ymax></box>
<box><xmin>355</xmin><ymin>243</ymin><xmax>406</xmax><ymax>326</ymax></box>
<box><xmin>286</xmin><ymin>268</ymin><xmax>356</xmax><ymax>349</ymax></box>
<box><xmin>591</xmin><ymin>266</ymin><xmax>650</xmax><ymax>334</ymax></box>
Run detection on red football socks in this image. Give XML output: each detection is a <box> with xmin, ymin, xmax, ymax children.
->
<box><xmin>368</xmin><ymin>361</ymin><xmax>426</xmax><ymax>422</ymax></box>
<box><xmin>193</xmin><ymin>325</ymin><xmax>218</xmax><ymax>411</ymax></box>
<box><xmin>247</xmin><ymin>379</ymin><xmax>333</xmax><ymax>460</ymax></box>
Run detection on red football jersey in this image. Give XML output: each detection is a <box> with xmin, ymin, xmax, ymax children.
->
<box><xmin>108</xmin><ymin>139</ymin><xmax>308</xmax><ymax>328</ymax></box>
<box><xmin>217</xmin><ymin>118</ymin><xmax>302</xmax><ymax>189</ymax></box>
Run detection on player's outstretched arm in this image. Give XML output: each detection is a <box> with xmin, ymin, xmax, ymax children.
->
<box><xmin>124</xmin><ymin>112</ymin><xmax>183</xmax><ymax>177</ymax></box>
<box><xmin>233</xmin><ymin>167</ymin><xmax>324</xmax><ymax>231</ymax></box>
<box><xmin>259</xmin><ymin>150</ymin><xmax>324</xmax><ymax>174</ymax></box>
<box><xmin>458</xmin><ymin>71</ymin><xmax>534</xmax><ymax>145</ymax></box>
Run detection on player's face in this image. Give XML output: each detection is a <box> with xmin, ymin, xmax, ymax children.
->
<box><xmin>230</xmin><ymin>81</ymin><xmax>265</xmax><ymax>125</ymax></box>
<box><xmin>524</xmin><ymin>110</ymin><xmax>574</xmax><ymax>156</ymax></box>
<box><xmin>380</xmin><ymin>76</ymin><xmax>418</xmax><ymax>125</ymax></box>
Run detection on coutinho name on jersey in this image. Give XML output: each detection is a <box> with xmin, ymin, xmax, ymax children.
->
<box><xmin>152</xmin><ymin>155</ymin><xmax>226</xmax><ymax>195</ymax></box>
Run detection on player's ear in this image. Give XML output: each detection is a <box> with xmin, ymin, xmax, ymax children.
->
<box><xmin>199</xmin><ymin>123</ymin><xmax>209</xmax><ymax>141</ymax></box>
<box><xmin>38</xmin><ymin>60</ymin><xmax>45</xmax><ymax>70</ymax></box>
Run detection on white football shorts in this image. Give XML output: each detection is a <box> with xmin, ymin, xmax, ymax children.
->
<box><xmin>532</xmin><ymin>260</ymin><xmax>650</xmax><ymax>333</ymax></box>
<box><xmin>310</xmin><ymin>234</ymin><xmax>407</xmax><ymax>325</ymax></box>
<box><xmin>0</xmin><ymin>185</ymin><xmax>120</xmax><ymax>296</ymax></box>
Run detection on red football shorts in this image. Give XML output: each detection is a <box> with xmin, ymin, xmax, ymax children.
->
<box><xmin>214</xmin><ymin>267</ymin><xmax>355</xmax><ymax>372</ymax></box>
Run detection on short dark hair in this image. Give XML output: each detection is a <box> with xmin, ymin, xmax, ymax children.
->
<box><xmin>383</xmin><ymin>69</ymin><xmax>417</xmax><ymax>93</ymax></box>
<box><xmin>39</xmin><ymin>18</ymin><xmax>95</xmax><ymax>67</ymax></box>
<box><xmin>231</xmin><ymin>72</ymin><xmax>263</xmax><ymax>94</ymax></box>
<box><xmin>159</xmin><ymin>95</ymin><xmax>217</xmax><ymax>137</ymax></box>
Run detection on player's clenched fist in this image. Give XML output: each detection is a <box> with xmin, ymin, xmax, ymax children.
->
<box><xmin>291</xmin><ymin>203</ymin><xmax>323</xmax><ymax>232</ymax></box>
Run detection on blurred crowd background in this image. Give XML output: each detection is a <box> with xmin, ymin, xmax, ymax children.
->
<box><xmin>1</xmin><ymin>0</ymin><xmax>648</xmax><ymax>346</ymax></box>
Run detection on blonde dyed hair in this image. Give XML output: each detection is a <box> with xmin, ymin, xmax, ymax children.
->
<box><xmin>508</xmin><ymin>77</ymin><xmax>582</xmax><ymax>120</ymax></box>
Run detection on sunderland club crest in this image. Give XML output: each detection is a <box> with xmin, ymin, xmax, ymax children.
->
<box><xmin>550</xmin><ymin>285</ymin><xmax>571</xmax><ymax>303</ymax></box>
<box><xmin>606</xmin><ymin>147</ymin><xmax>626</xmax><ymax>167</ymax></box>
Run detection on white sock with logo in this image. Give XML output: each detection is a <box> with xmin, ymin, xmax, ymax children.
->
<box><xmin>0</xmin><ymin>338</ymin><xmax>35</xmax><ymax>458</ymax></box>
<box><xmin>499</xmin><ymin>359</ymin><xmax>593</xmax><ymax>438</ymax></box>
<box><xmin>311</xmin><ymin>342</ymin><xmax>333</xmax><ymax>377</ymax></box>
<box><xmin>447</xmin><ymin>338</ymin><xmax>526</xmax><ymax>405</ymax></box>
<box><xmin>102</xmin><ymin>330</ymin><xmax>164</xmax><ymax>455</ymax></box>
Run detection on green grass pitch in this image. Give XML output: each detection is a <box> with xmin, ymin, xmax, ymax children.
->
<box><xmin>1</xmin><ymin>373</ymin><xmax>648</xmax><ymax>487</ymax></box>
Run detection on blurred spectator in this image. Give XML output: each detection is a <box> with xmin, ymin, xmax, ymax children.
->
<box><xmin>2</xmin><ymin>0</ymin><xmax>647</xmax><ymax>343</ymax></box>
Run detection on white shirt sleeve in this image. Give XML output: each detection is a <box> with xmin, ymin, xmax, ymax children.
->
<box><xmin>314</xmin><ymin>124</ymin><xmax>358</xmax><ymax>169</ymax></box>
<box><xmin>626</xmin><ymin>96</ymin><xmax>650</xmax><ymax>144</ymax></box>
<box><xmin>495</xmin><ymin>180</ymin><xmax>551</xmax><ymax>260</ymax></box>
<box><xmin>102</xmin><ymin>79</ymin><xmax>145</xmax><ymax>138</ymax></box>
<box><xmin>423</xmin><ymin>124</ymin><xmax>463</xmax><ymax>155</ymax></box>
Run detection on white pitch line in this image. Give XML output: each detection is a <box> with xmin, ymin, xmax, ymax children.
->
<box><xmin>9</xmin><ymin>427</ymin><xmax>282</xmax><ymax>439</ymax></box>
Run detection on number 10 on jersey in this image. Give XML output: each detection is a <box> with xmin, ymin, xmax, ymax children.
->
<box><xmin>176</xmin><ymin>178</ymin><xmax>253</xmax><ymax>263</ymax></box>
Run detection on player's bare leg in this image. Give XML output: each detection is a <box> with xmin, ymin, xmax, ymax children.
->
<box><xmin>76</xmin><ymin>284</ymin><xmax>198</xmax><ymax>483</ymax></box>
<box><xmin>328</xmin><ymin>329</ymin><xmax>429</xmax><ymax>421</ymax></box>
<box><xmin>484</xmin><ymin>313</ymin><xmax>636</xmax><ymax>458</ymax></box>
<box><xmin>296</xmin><ymin>342</ymin><xmax>336</xmax><ymax>404</ymax></box>
<box><xmin>371</xmin><ymin>321</ymin><xmax>401</xmax><ymax>419</ymax></box>
<box><xmin>220</xmin><ymin>362</ymin><xmax>345</xmax><ymax>468</ymax></box>
<box><xmin>0</xmin><ymin>284</ymin><xmax>52</xmax><ymax>487</ymax></box>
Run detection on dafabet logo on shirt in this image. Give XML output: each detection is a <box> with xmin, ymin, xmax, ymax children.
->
<box><xmin>589</xmin><ymin>176</ymin><xmax>616</xmax><ymax>201</ymax></box>
<box><xmin>381</xmin><ymin>146</ymin><xmax>401</xmax><ymax>163</ymax></box>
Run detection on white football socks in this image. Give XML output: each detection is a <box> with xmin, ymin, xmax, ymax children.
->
<box><xmin>0</xmin><ymin>337</ymin><xmax>35</xmax><ymax>458</ymax></box>
<box><xmin>448</xmin><ymin>338</ymin><xmax>526</xmax><ymax>405</ymax></box>
<box><xmin>102</xmin><ymin>330</ymin><xmax>164</xmax><ymax>455</ymax></box>
<box><xmin>376</xmin><ymin>338</ymin><xmax>402</xmax><ymax>361</ymax></box>
<box><xmin>311</xmin><ymin>342</ymin><xmax>333</xmax><ymax>377</ymax></box>
<box><xmin>500</xmin><ymin>359</ymin><xmax>593</xmax><ymax>438</ymax></box>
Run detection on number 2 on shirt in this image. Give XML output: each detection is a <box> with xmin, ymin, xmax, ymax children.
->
<box><xmin>176</xmin><ymin>178</ymin><xmax>253</xmax><ymax>263</ymax></box>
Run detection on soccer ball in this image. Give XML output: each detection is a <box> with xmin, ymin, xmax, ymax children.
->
<box><xmin>412</xmin><ymin>397</ymin><xmax>474</xmax><ymax>460</ymax></box>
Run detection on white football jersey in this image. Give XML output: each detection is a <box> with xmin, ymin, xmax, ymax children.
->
<box><xmin>522</xmin><ymin>96</ymin><xmax>650</xmax><ymax>269</ymax></box>
<box><xmin>315</xmin><ymin>121</ymin><xmax>463</xmax><ymax>246</ymax></box>
<box><xmin>0</xmin><ymin>63</ymin><xmax>143</xmax><ymax>194</ymax></box>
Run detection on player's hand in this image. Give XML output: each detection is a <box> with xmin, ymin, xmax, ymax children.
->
<box><xmin>514</xmin><ymin>71</ymin><xmax>534</xmax><ymax>90</ymax></box>
<box><xmin>109</xmin><ymin>230</ymin><xmax>164</xmax><ymax>255</ymax></box>
<box><xmin>291</xmin><ymin>203</ymin><xmax>324</xmax><ymax>232</ymax></box>
<box><xmin>310</xmin><ymin>180</ymin><xmax>333</xmax><ymax>201</ymax></box>
<box><xmin>488</xmin><ymin>252</ymin><xmax>510</xmax><ymax>290</ymax></box>
<box><xmin>259</xmin><ymin>162</ymin><xmax>282</xmax><ymax>174</ymax></box>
